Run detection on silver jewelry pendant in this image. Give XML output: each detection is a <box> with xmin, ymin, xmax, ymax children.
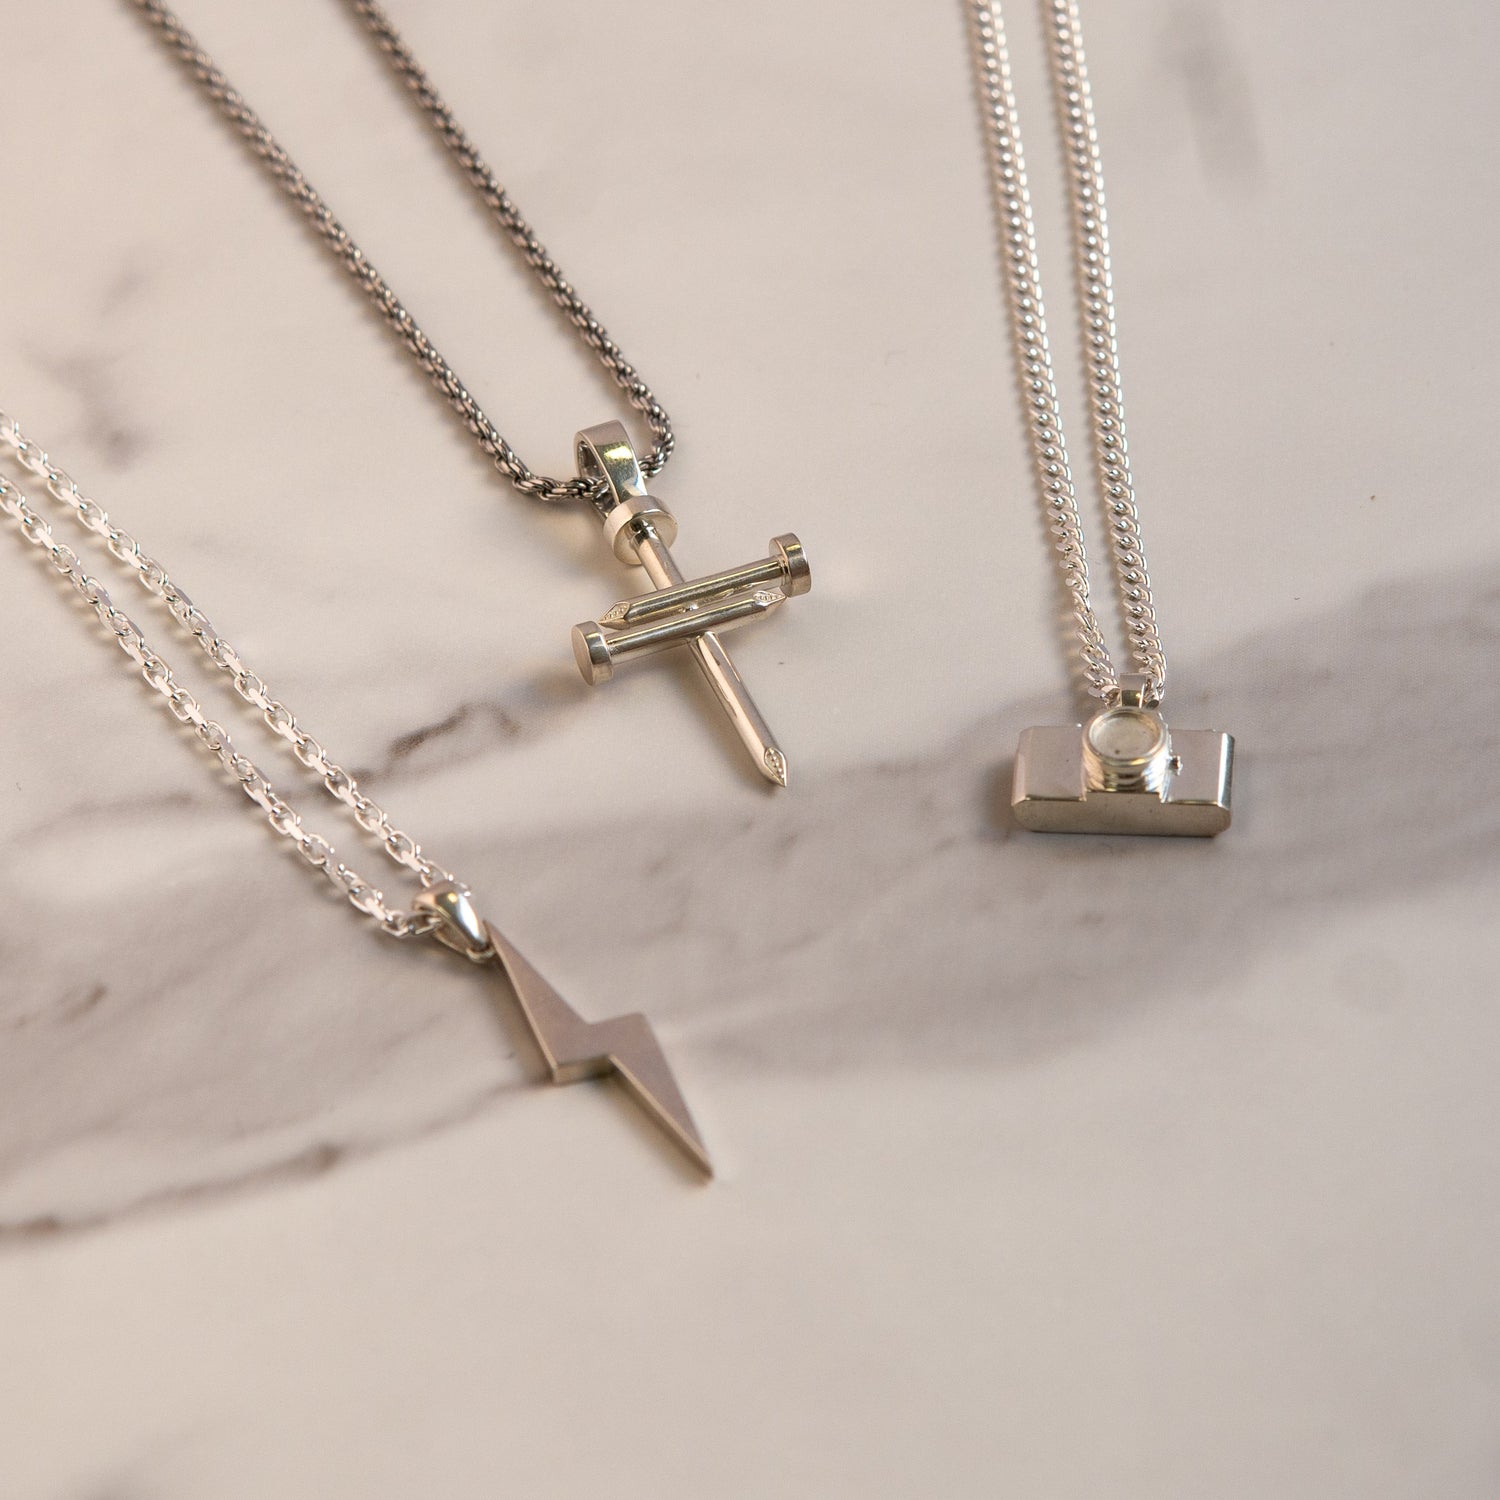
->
<box><xmin>414</xmin><ymin>882</ymin><xmax>711</xmax><ymax>1175</ymax></box>
<box><xmin>569</xmin><ymin>422</ymin><xmax>810</xmax><ymax>787</ymax></box>
<box><xmin>1011</xmin><ymin>676</ymin><xmax>1233</xmax><ymax>837</ymax></box>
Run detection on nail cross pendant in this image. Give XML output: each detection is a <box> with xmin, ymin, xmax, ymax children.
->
<box><xmin>570</xmin><ymin>422</ymin><xmax>810</xmax><ymax>786</ymax></box>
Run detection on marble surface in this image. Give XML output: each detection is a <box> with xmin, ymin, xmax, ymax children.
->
<box><xmin>3</xmin><ymin>0</ymin><xmax>1499</xmax><ymax>1495</ymax></box>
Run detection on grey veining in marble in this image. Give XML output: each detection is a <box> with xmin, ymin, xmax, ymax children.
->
<box><xmin>4</xmin><ymin>554</ymin><xmax>1495</xmax><ymax>1232</ymax></box>
<box><xmin>3</xmin><ymin>0</ymin><xmax>1499</xmax><ymax>1496</ymax></box>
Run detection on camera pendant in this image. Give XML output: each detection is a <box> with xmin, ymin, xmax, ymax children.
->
<box><xmin>1012</xmin><ymin>676</ymin><xmax>1233</xmax><ymax>837</ymax></box>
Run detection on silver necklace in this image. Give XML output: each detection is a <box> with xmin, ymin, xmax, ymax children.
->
<box><xmin>968</xmin><ymin>0</ymin><xmax>1234</xmax><ymax>835</ymax></box>
<box><xmin>129</xmin><ymin>0</ymin><xmax>810</xmax><ymax>787</ymax></box>
<box><xmin>0</xmin><ymin>414</ymin><xmax>711</xmax><ymax>1174</ymax></box>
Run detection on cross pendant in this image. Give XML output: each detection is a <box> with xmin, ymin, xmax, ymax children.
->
<box><xmin>569</xmin><ymin>422</ymin><xmax>810</xmax><ymax>786</ymax></box>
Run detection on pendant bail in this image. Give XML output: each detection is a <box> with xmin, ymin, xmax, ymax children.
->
<box><xmin>575</xmin><ymin>422</ymin><xmax>678</xmax><ymax>564</ymax></box>
<box><xmin>413</xmin><ymin>881</ymin><xmax>493</xmax><ymax>961</ymax></box>
<box><xmin>1112</xmin><ymin>672</ymin><xmax>1162</xmax><ymax>709</ymax></box>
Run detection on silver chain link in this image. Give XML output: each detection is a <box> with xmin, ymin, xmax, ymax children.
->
<box><xmin>968</xmin><ymin>0</ymin><xmax>1167</xmax><ymax>704</ymax></box>
<box><xmin>128</xmin><ymin>0</ymin><xmax>674</xmax><ymax>506</ymax></box>
<box><xmin>0</xmin><ymin>413</ymin><xmax>451</xmax><ymax>939</ymax></box>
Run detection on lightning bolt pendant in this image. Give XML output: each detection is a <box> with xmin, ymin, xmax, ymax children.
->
<box><xmin>415</xmin><ymin>883</ymin><xmax>711</xmax><ymax>1175</ymax></box>
<box><xmin>485</xmin><ymin>924</ymin><xmax>712</xmax><ymax>1175</ymax></box>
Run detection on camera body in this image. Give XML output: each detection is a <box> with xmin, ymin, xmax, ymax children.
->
<box><xmin>1011</xmin><ymin>700</ymin><xmax>1233</xmax><ymax>837</ymax></box>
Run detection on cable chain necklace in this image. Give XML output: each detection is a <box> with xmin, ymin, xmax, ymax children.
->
<box><xmin>130</xmin><ymin>0</ymin><xmax>811</xmax><ymax>785</ymax></box>
<box><xmin>0</xmin><ymin>413</ymin><xmax>449</xmax><ymax>938</ymax></box>
<box><xmin>967</xmin><ymin>0</ymin><xmax>1235</xmax><ymax>836</ymax></box>
<box><xmin>0</xmin><ymin>415</ymin><xmax>711</xmax><ymax>1170</ymax></box>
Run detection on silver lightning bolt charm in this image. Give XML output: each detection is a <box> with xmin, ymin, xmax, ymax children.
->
<box><xmin>570</xmin><ymin>422</ymin><xmax>810</xmax><ymax>787</ymax></box>
<box><xmin>414</xmin><ymin>882</ymin><xmax>711</xmax><ymax>1175</ymax></box>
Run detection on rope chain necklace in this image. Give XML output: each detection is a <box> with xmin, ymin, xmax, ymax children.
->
<box><xmin>0</xmin><ymin>414</ymin><xmax>711</xmax><ymax>1172</ymax></box>
<box><xmin>130</xmin><ymin>0</ymin><xmax>810</xmax><ymax>787</ymax></box>
<box><xmin>967</xmin><ymin>0</ymin><xmax>1234</xmax><ymax>836</ymax></box>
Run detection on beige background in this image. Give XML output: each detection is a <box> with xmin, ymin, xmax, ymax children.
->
<box><xmin>2</xmin><ymin>0</ymin><xmax>1498</xmax><ymax>1495</ymax></box>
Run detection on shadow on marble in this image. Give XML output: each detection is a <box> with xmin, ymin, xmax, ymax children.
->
<box><xmin>1</xmin><ymin>556</ymin><xmax>1496</xmax><ymax>1236</ymax></box>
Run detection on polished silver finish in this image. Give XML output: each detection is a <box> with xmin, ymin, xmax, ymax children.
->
<box><xmin>1013</xmin><ymin>678</ymin><xmax>1233</xmax><ymax>835</ymax></box>
<box><xmin>128</xmin><ymin>0</ymin><xmax>672</xmax><ymax>506</ymax></box>
<box><xmin>574</xmin><ymin>423</ymin><xmax>806</xmax><ymax>787</ymax></box>
<box><xmin>602</xmin><ymin>495</ymin><xmax>680</xmax><ymax>566</ymax></box>
<box><xmin>967</xmin><ymin>0</ymin><xmax>1166</xmax><ymax>704</ymax></box>
<box><xmin>599</xmin><ymin>535</ymin><xmax>810</xmax><ymax>627</ymax></box>
<box><xmin>412</xmin><ymin>882</ymin><xmax>492</xmax><ymax>959</ymax></box>
<box><xmin>574</xmin><ymin>588</ymin><xmax>786</xmax><ymax>684</ymax></box>
<box><xmin>1082</xmin><ymin>705</ymin><xmax>1169</xmax><ymax>794</ymax></box>
<box><xmin>1</xmin><ymin>415</ymin><xmax>706</xmax><ymax>1172</ymax></box>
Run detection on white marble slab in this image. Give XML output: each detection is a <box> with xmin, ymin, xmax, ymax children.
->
<box><xmin>2</xmin><ymin>0</ymin><xmax>1498</xmax><ymax>1495</ymax></box>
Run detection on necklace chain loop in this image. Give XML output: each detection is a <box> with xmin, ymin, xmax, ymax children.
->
<box><xmin>0</xmin><ymin>413</ymin><xmax>451</xmax><ymax>939</ymax></box>
<box><xmin>130</xmin><ymin>0</ymin><xmax>675</xmax><ymax>506</ymax></box>
<box><xmin>968</xmin><ymin>0</ymin><xmax>1167</xmax><ymax>703</ymax></box>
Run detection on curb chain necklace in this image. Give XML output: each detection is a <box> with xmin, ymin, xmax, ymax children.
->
<box><xmin>130</xmin><ymin>0</ymin><xmax>810</xmax><ymax>788</ymax></box>
<box><xmin>967</xmin><ymin>0</ymin><xmax>1234</xmax><ymax>836</ymax></box>
<box><xmin>0</xmin><ymin>415</ymin><xmax>710</xmax><ymax>1174</ymax></box>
